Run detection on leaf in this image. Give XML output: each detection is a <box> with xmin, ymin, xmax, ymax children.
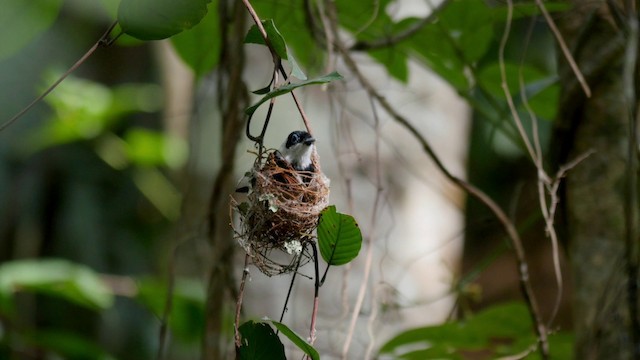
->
<box><xmin>317</xmin><ymin>206</ymin><xmax>363</xmax><ymax>265</ymax></box>
<box><xmin>377</xmin><ymin>302</ymin><xmax>563</xmax><ymax>359</ymax></box>
<box><xmin>245</xmin><ymin>72</ymin><xmax>343</xmax><ymax>116</ymax></box>
<box><xmin>0</xmin><ymin>259</ymin><xmax>113</xmax><ymax>310</ymax></box>
<box><xmin>118</xmin><ymin>0</ymin><xmax>211</xmax><ymax>41</ymax></box>
<box><xmin>400</xmin><ymin>0</ymin><xmax>493</xmax><ymax>90</ymax></box>
<box><xmin>171</xmin><ymin>0</ymin><xmax>220</xmax><ymax>78</ymax></box>
<box><xmin>123</xmin><ymin>128</ymin><xmax>188</xmax><ymax>169</ymax></box>
<box><xmin>251</xmin><ymin>1</ymin><xmax>318</xmax><ymax>67</ymax></box>
<box><xmin>0</xmin><ymin>0</ymin><xmax>63</xmax><ymax>61</ymax></box>
<box><xmin>237</xmin><ymin>321</ymin><xmax>286</xmax><ymax>360</ymax></box>
<box><xmin>289</xmin><ymin>54</ymin><xmax>308</xmax><ymax>80</ymax></box>
<box><xmin>269</xmin><ymin>320</ymin><xmax>320</xmax><ymax>360</ymax></box>
<box><xmin>244</xmin><ymin>19</ymin><xmax>288</xmax><ymax>60</ymax></box>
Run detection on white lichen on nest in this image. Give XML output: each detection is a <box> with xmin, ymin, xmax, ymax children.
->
<box><xmin>231</xmin><ymin>149</ymin><xmax>330</xmax><ymax>276</ymax></box>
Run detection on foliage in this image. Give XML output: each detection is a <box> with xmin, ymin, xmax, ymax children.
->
<box><xmin>0</xmin><ymin>0</ymin><xmax>582</xmax><ymax>358</ymax></box>
<box><xmin>317</xmin><ymin>205</ymin><xmax>362</xmax><ymax>265</ymax></box>
<box><xmin>378</xmin><ymin>302</ymin><xmax>573</xmax><ymax>359</ymax></box>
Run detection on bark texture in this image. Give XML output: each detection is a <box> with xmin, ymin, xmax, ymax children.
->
<box><xmin>555</xmin><ymin>1</ymin><xmax>637</xmax><ymax>358</ymax></box>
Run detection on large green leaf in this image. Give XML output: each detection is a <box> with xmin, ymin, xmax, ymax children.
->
<box><xmin>245</xmin><ymin>71</ymin><xmax>343</xmax><ymax>116</ymax></box>
<box><xmin>402</xmin><ymin>0</ymin><xmax>492</xmax><ymax>90</ymax></box>
<box><xmin>317</xmin><ymin>206</ymin><xmax>362</xmax><ymax>266</ymax></box>
<box><xmin>245</xmin><ymin>19</ymin><xmax>289</xmax><ymax>60</ymax></box>
<box><xmin>0</xmin><ymin>0</ymin><xmax>63</xmax><ymax>61</ymax></box>
<box><xmin>118</xmin><ymin>0</ymin><xmax>211</xmax><ymax>41</ymax></box>
<box><xmin>270</xmin><ymin>320</ymin><xmax>319</xmax><ymax>360</ymax></box>
<box><xmin>0</xmin><ymin>259</ymin><xmax>113</xmax><ymax>311</ymax></box>
<box><xmin>378</xmin><ymin>302</ymin><xmax>573</xmax><ymax>359</ymax></box>
<box><xmin>251</xmin><ymin>0</ymin><xmax>319</xmax><ymax>68</ymax></box>
<box><xmin>237</xmin><ymin>321</ymin><xmax>286</xmax><ymax>360</ymax></box>
<box><xmin>171</xmin><ymin>0</ymin><xmax>220</xmax><ymax>78</ymax></box>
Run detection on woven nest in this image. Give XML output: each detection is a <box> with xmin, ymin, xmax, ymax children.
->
<box><xmin>231</xmin><ymin>149</ymin><xmax>330</xmax><ymax>276</ymax></box>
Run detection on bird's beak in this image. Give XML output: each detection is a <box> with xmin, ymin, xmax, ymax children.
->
<box><xmin>304</xmin><ymin>137</ymin><xmax>316</xmax><ymax>146</ymax></box>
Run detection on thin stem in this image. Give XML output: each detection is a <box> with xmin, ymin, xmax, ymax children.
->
<box><xmin>329</xmin><ymin>3</ymin><xmax>549</xmax><ymax>356</ymax></box>
<box><xmin>234</xmin><ymin>255</ymin><xmax>251</xmax><ymax>347</ymax></box>
<box><xmin>536</xmin><ymin>0</ymin><xmax>591</xmax><ymax>97</ymax></box>
<box><xmin>0</xmin><ymin>21</ymin><xmax>118</xmax><ymax>133</ymax></box>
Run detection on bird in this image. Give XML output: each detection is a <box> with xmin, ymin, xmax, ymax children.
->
<box><xmin>235</xmin><ymin>130</ymin><xmax>316</xmax><ymax>193</ymax></box>
<box><xmin>277</xmin><ymin>130</ymin><xmax>316</xmax><ymax>173</ymax></box>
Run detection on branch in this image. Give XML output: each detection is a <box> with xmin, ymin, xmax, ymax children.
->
<box><xmin>241</xmin><ymin>0</ymin><xmax>315</xmax><ymax>136</ymax></box>
<box><xmin>325</xmin><ymin>1</ymin><xmax>549</xmax><ymax>356</ymax></box>
<box><xmin>536</xmin><ymin>0</ymin><xmax>591</xmax><ymax>98</ymax></box>
<box><xmin>349</xmin><ymin>0</ymin><xmax>449</xmax><ymax>51</ymax></box>
<box><xmin>0</xmin><ymin>22</ymin><xmax>118</xmax><ymax>133</ymax></box>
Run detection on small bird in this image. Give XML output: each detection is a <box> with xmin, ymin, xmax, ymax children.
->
<box><xmin>277</xmin><ymin>130</ymin><xmax>316</xmax><ymax>173</ymax></box>
<box><xmin>235</xmin><ymin>130</ymin><xmax>316</xmax><ymax>193</ymax></box>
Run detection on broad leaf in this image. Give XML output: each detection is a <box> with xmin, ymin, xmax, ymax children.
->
<box><xmin>0</xmin><ymin>0</ymin><xmax>63</xmax><ymax>61</ymax></box>
<box><xmin>171</xmin><ymin>0</ymin><xmax>220</xmax><ymax>77</ymax></box>
<box><xmin>270</xmin><ymin>320</ymin><xmax>319</xmax><ymax>360</ymax></box>
<box><xmin>245</xmin><ymin>72</ymin><xmax>343</xmax><ymax>116</ymax></box>
<box><xmin>118</xmin><ymin>0</ymin><xmax>211</xmax><ymax>41</ymax></box>
<box><xmin>237</xmin><ymin>321</ymin><xmax>286</xmax><ymax>360</ymax></box>
<box><xmin>378</xmin><ymin>302</ymin><xmax>573</xmax><ymax>359</ymax></box>
<box><xmin>251</xmin><ymin>1</ymin><xmax>319</xmax><ymax>67</ymax></box>
<box><xmin>244</xmin><ymin>19</ymin><xmax>288</xmax><ymax>60</ymax></box>
<box><xmin>317</xmin><ymin>206</ymin><xmax>362</xmax><ymax>265</ymax></box>
<box><xmin>0</xmin><ymin>259</ymin><xmax>113</xmax><ymax>310</ymax></box>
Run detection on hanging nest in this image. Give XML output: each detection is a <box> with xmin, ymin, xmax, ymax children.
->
<box><xmin>231</xmin><ymin>149</ymin><xmax>330</xmax><ymax>276</ymax></box>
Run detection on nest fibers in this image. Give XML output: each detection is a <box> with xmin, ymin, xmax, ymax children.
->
<box><xmin>231</xmin><ymin>149</ymin><xmax>330</xmax><ymax>276</ymax></box>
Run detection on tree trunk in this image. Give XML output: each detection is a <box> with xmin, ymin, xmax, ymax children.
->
<box><xmin>555</xmin><ymin>1</ymin><xmax>639</xmax><ymax>358</ymax></box>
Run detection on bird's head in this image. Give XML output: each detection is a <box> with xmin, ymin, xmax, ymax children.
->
<box><xmin>278</xmin><ymin>130</ymin><xmax>316</xmax><ymax>171</ymax></box>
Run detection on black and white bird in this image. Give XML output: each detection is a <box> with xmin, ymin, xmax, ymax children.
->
<box><xmin>235</xmin><ymin>130</ymin><xmax>316</xmax><ymax>193</ymax></box>
<box><xmin>278</xmin><ymin>130</ymin><xmax>316</xmax><ymax>173</ymax></box>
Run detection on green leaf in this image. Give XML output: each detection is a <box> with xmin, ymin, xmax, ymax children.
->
<box><xmin>171</xmin><ymin>0</ymin><xmax>220</xmax><ymax>78</ymax></box>
<box><xmin>245</xmin><ymin>71</ymin><xmax>343</xmax><ymax>116</ymax></box>
<box><xmin>244</xmin><ymin>19</ymin><xmax>288</xmax><ymax>60</ymax></box>
<box><xmin>118</xmin><ymin>0</ymin><xmax>211</xmax><ymax>41</ymax></box>
<box><xmin>400</xmin><ymin>0</ymin><xmax>493</xmax><ymax>90</ymax></box>
<box><xmin>369</xmin><ymin>47</ymin><xmax>408</xmax><ymax>83</ymax></box>
<box><xmin>377</xmin><ymin>302</ymin><xmax>564</xmax><ymax>359</ymax></box>
<box><xmin>270</xmin><ymin>320</ymin><xmax>319</xmax><ymax>360</ymax></box>
<box><xmin>0</xmin><ymin>259</ymin><xmax>113</xmax><ymax>310</ymax></box>
<box><xmin>251</xmin><ymin>1</ymin><xmax>318</xmax><ymax>67</ymax></box>
<box><xmin>317</xmin><ymin>205</ymin><xmax>363</xmax><ymax>265</ymax></box>
<box><xmin>237</xmin><ymin>321</ymin><xmax>286</xmax><ymax>360</ymax></box>
<box><xmin>0</xmin><ymin>0</ymin><xmax>63</xmax><ymax>61</ymax></box>
<box><xmin>123</xmin><ymin>128</ymin><xmax>188</xmax><ymax>169</ymax></box>
<box><xmin>289</xmin><ymin>54</ymin><xmax>307</xmax><ymax>80</ymax></box>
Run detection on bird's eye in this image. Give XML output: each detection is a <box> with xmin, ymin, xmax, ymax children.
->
<box><xmin>291</xmin><ymin>133</ymin><xmax>299</xmax><ymax>143</ymax></box>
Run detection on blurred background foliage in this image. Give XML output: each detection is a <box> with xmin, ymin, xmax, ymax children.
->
<box><xmin>0</xmin><ymin>0</ymin><xmax>581</xmax><ymax>358</ymax></box>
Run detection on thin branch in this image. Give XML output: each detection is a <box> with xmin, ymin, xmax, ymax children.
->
<box><xmin>234</xmin><ymin>255</ymin><xmax>250</xmax><ymax>347</ymax></box>
<box><xmin>536</xmin><ymin>0</ymin><xmax>591</xmax><ymax>98</ymax></box>
<box><xmin>340</xmin><ymin>96</ymin><xmax>382</xmax><ymax>359</ymax></box>
<box><xmin>0</xmin><ymin>21</ymin><xmax>118</xmax><ymax>133</ymax></box>
<box><xmin>327</xmin><ymin>2</ymin><xmax>549</xmax><ymax>357</ymax></box>
<box><xmin>241</xmin><ymin>0</ymin><xmax>315</xmax><ymax>136</ymax></box>
<box><xmin>350</xmin><ymin>0</ymin><xmax>449</xmax><ymax>51</ymax></box>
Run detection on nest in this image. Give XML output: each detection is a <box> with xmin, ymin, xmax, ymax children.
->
<box><xmin>231</xmin><ymin>149</ymin><xmax>330</xmax><ymax>276</ymax></box>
